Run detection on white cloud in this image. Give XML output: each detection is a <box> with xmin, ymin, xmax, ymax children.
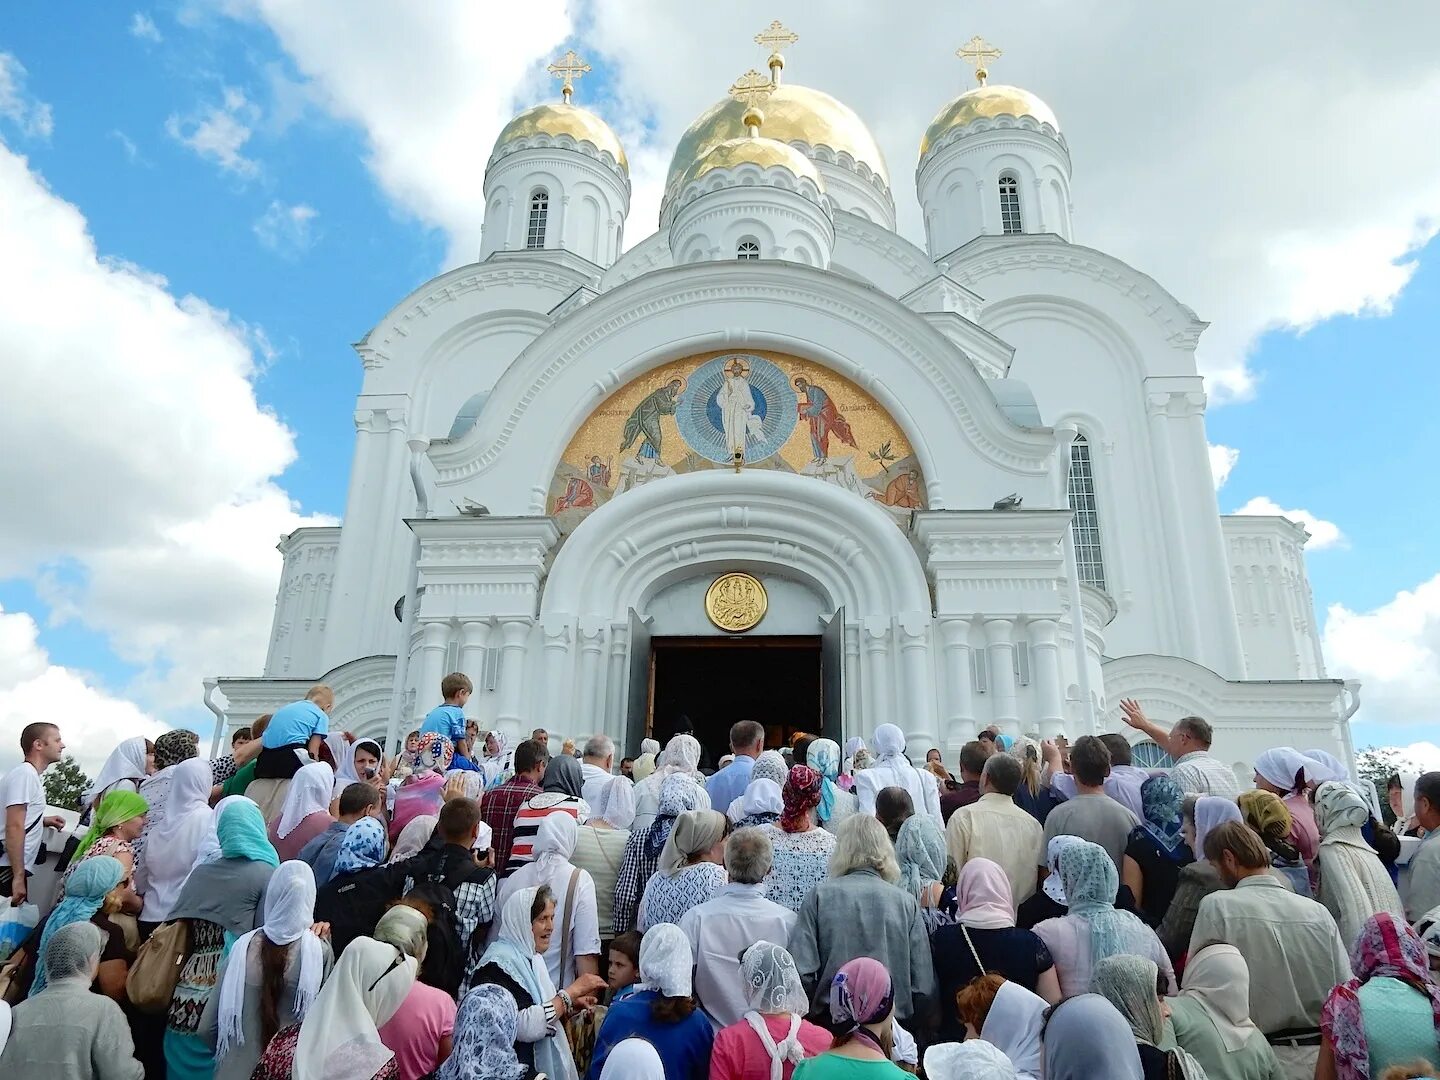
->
<box><xmin>1208</xmin><ymin>444</ymin><xmax>1238</xmax><ymax>490</ymax></box>
<box><xmin>0</xmin><ymin>607</ymin><xmax>164</xmax><ymax>776</ymax></box>
<box><xmin>1325</xmin><ymin>572</ymin><xmax>1440</xmax><ymax>731</ymax></box>
<box><xmin>166</xmin><ymin>87</ymin><xmax>259</xmax><ymax>177</ymax></box>
<box><xmin>0</xmin><ymin>53</ymin><xmax>54</xmax><ymax>140</ymax></box>
<box><xmin>229</xmin><ymin>2</ymin><xmax>1440</xmax><ymax>398</ymax></box>
<box><xmin>110</xmin><ymin>130</ymin><xmax>143</xmax><ymax>164</ymax></box>
<box><xmin>1232</xmin><ymin>495</ymin><xmax>1345</xmax><ymax>550</ymax></box>
<box><xmin>0</xmin><ymin>141</ymin><xmax>330</xmax><ymax>734</ymax></box>
<box><xmin>253</xmin><ymin>199</ymin><xmax>318</xmax><ymax>256</ymax></box>
<box><xmin>130</xmin><ymin>12</ymin><xmax>163</xmax><ymax>43</ymax></box>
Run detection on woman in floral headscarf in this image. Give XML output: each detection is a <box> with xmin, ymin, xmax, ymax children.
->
<box><xmin>710</xmin><ymin>941</ymin><xmax>831</xmax><ymax>1080</ymax></box>
<box><xmin>760</xmin><ymin>766</ymin><xmax>837</xmax><ymax>914</ymax></box>
<box><xmin>805</xmin><ymin>739</ymin><xmax>857</xmax><ymax>835</ymax></box>
<box><xmin>791</xmin><ymin>957</ymin><xmax>907</xmax><ymax>1079</ymax></box>
<box><xmin>433</xmin><ymin>984</ymin><xmax>528</xmax><ymax>1080</ymax></box>
<box><xmin>631</xmin><ymin>734</ymin><xmax>709</xmax><ymax>833</ymax></box>
<box><xmin>1319</xmin><ymin>912</ymin><xmax>1440</xmax><ymax>1080</ymax></box>
<box><xmin>613</xmin><ymin>773</ymin><xmax>705</xmax><ymax>934</ymax></box>
<box><xmin>1122</xmin><ymin>775</ymin><xmax>1195</xmax><ymax>927</ymax></box>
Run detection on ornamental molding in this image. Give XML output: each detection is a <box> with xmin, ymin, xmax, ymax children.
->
<box><xmin>917</xmin><ymin>114</ymin><xmax>1069</xmax><ymax>177</ymax></box>
<box><xmin>671</xmin><ymin>196</ymin><xmax>835</xmax><ymax>236</ymax></box>
<box><xmin>666</xmin><ymin>163</ymin><xmax>832</xmax><ymax>226</ymax></box>
<box><xmin>1145</xmin><ymin>388</ymin><xmax>1208</xmax><ymax>418</ymax></box>
<box><xmin>1101</xmin><ymin>654</ymin><xmax>1344</xmax><ymax>719</ymax></box>
<box><xmin>486</xmin><ymin>132</ymin><xmax>630</xmax><ymax>189</ymax></box>
<box><xmin>661</xmin><ymin>138</ymin><xmax>891</xmax><ymax>218</ymax></box>
<box><xmin>831</xmin><ymin>212</ymin><xmax>935</xmax><ymax>287</ymax></box>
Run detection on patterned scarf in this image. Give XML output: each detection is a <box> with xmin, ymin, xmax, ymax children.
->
<box><xmin>1138</xmin><ymin>775</ymin><xmax>1189</xmax><ymax>861</ymax></box>
<box><xmin>780</xmin><ymin>765</ymin><xmax>822</xmax><ymax>833</ymax></box>
<box><xmin>829</xmin><ymin>956</ymin><xmax>894</xmax><ymax>1055</ymax></box>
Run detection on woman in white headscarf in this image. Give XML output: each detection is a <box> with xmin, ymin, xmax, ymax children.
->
<box><xmin>137</xmin><ymin>756</ymin><xmax>214</xmax><ymax>926</ymax></box>
<box><xmin>732</xmin><ymin>778</ymin><xmax>784</xmax><ymax>828</ymax></box>
<box><xmin>200</xmin><ymin>860</ymin><xmax>334</xmax><ymax>1080</ymax></box>
<box><xmin>599</xmin><ymin>1038</ymin><xmax>666</xmax><ymax>1080</ymax></box>
<box><xmin>727</xmin><ymin>752</ymin><xmax>788</xmax><ymax>823</ymax></box>
<box><xmin>387</xmin><ymin>814</ymin><xmax>439</xmax><ymax>865</ymax></box>
<box><xmin>975</xmin><ymin>979</ymin><xmax>1047</xmax><ymax>1079</ymax></box>
<box><xmin>589</xmin><ymin>924</ymin><xmax>714</xmax><ymax>1080</ymax></box>
<box><xmin>268</xmin><ymin>761</ymin><xmax>336</xmax><ymax>862</ymax></box>
<box><xmin>83</xmin><ymin>736</ymin><xmax>153</xmax><ymax>814</ymax></box>
<box><xmin>493</xmin><ymin>814</ymin><xmax>601</xmax><ymax>989</ymax></box>
<box><xmin>1314</xmin><ymin>781</ymin><xmax>1405</xmax><ymax>949</ymax></box>
<box><xmin>640</xmin><ymin>809</ymin><xmax>729</xmax><ymax>931</ymax></box>
<box><xmin>1389</xmin><ymin>770</ymin><xmax>1424</xmax><ymax>836</ymax></box>
<box><xmin>924</xmin><ymin>1039</ymin><xmax>1019</xmax><ymax>1079</ymax></box>
<box><xmin>632</xmin><ymin>734</ymin><xmax>710</xmax><ymax>833</ymax></box>
<box><xmin>1158</xmin><ymin>797</ymin><xmax>1242</xmax><ymax>961</ymax></box>
<box><xmin>853</xmin><ymin>723</ymin><xmax>942</xmax><ymax>826</ymax></box>
<box><xmin>329</xmin><ymin>736</ymin><xmax>384</xmax><ymax>800</ymax></box>
<box><xmin>1167</xmin><ymin>944</ymin><xmax>1283</xmax><ymax>1080</ymax></box>
<box><xmin>1253</xmin><ymin>747</ymin><xmax>1320</xmax><ymax>873</ymax></box>
<box><xmin>633</xmin><ymin>738</ymin><xmax>662</xmax><ymax>783</ymax></box>
<box><xmin>573</xmin><ymin>774</ymin><xmax>634</xmax><ymax>940</ymax></box>
<box><xmin>711</xmin><ymin>941</ymin><xmax>833</xmax><ymax>1080</ymax></box>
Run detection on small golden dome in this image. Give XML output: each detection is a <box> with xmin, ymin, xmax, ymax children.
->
<box><xmin>919</xmin><ymin>84</ymin><xmax>1060</xmax><ymax>158</ymax></box>
<box><xmin>665</xmin><ymin>84</ymin><xmax>886</xmax><ymax>202</ymax></box>
<box><xmin>678</xmin><ymin>134</ymin><xmax>822</xmax><ymax>191</ymax></box>
<box><xmin>493</xmin><ymin>102</ymin><xmax>628</xmax><ymax>172</ymax></box>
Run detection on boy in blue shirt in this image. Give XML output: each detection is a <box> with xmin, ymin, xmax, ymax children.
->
<box><xmin>419</xmin><ymin>672</ymin><xmax>472</xmax><ymax>760</ymax></box>
<box><xmin>256</xmin><ymin>684</ymin><xmax>333</xmax><ymax>778</ymax></box>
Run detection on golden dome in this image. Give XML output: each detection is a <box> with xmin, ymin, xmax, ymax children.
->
<box><xmin>679</xmin><ymin>134</ymin><xmax>822</xmax><ymax>191</ymax></box>
<box><xmin>920</xmin><ymin>84</ymin><xmax>1060</xmax><ymax>158</ymax></box>
<box><xmin>493</xmin><ymin>102</ymin><xmax>628</xmax><ymax>172</ymax></box>
<box><xmin>665</xmin><ymin>84</ymin><xmax>887</xmax><ymax>201</ymax></box>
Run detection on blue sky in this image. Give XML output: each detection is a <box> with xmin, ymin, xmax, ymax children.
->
<box><xmin>1</xmin><ymin>3</ymin><xmax>1437</xmax><ymax>770</ymax></box>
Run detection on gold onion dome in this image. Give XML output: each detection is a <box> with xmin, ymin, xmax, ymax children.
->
<box><xmin>920</xmin><ymin>84</ymin><xmax>1060</xmax><ymax>157</ymax></box>
<box><xmin>679</xmin><ymin>131</ymin><xmax>822</xmax><ymax>190</ymax></box>
<box><xmin>492</xmin><ymin>101</ymin><xmax>628</xmax><ymax>172</ymax></box>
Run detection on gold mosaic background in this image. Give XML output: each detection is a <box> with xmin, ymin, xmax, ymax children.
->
<box><xmin>549</xmin><ymin>349</ymin><xmax>925</xmax><ymax>533</ymax></box>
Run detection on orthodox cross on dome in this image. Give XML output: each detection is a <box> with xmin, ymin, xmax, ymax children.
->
<box><xmin>730</xmin><ymin>69</ymin><xmax>775</xmax><ymax>135</ymax></box>
<box><xmin>547</xmin><ymin>49</ymin><xmax>591</xmax><ymax>103</ymax></box>
<box><xmin>957</xmin><ymin>35</ymin><xmax>1002</xmax><ymax>86</ymax></box>
<box><xmin>754</xmin><ymin>19</ymin><xmax>799</xmax><ymax>85</ymax></box>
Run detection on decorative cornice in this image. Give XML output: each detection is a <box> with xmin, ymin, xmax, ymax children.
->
<box><xmin>917</xmin><ymin>114</ymin><xmax>1068</xmax><ymax>178</ymax></box>
<box><xmin>831</xmin><ymin>211</ymin><xmax>934</xmax><ymax>289</ymax></box>
<box><xmin>666</xmin><ymin>163</ymin><xmax>831</xmax><ymax>227</ymax></box>
<box><xmin>486</xmin><ymin>132</ymin><xmax>630</xmax><ymax>189</ymax></box>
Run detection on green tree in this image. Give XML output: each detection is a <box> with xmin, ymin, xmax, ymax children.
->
<box><xmin>42</xmin><ymin>755</ymin><xmax>91</xmax><ymax>812</ymax></box>
<box><xmin>1355</xmin><ymin>745</ymin><xmax>1416</xmax><ymax>825</ymax></box>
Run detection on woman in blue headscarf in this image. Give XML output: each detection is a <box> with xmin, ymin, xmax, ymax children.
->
<box><xmin>164</xmin><ymin>798</ymin><xmax>279</xmax><ymax>1080</ymax></box>
<box><xmin>806</xmin><ymin>738</ymin><xmax>857</xmax><ymax>834</ymax></box>
<box><xmin>1122</xmin><ymin>775</ymin><xmax>1195</xmax><ymax>927</ymax></box>
<box><xmin>331</xmin><ymin>816</ymin><xmax>389</xmax><ymax>878</ymax></box>
<box><xmin>1033</xmin><ymin>840</ymin><xmax>1176</xmax><ymax>999</ymax></box>
<box><xmin>28</xmin><ymin>855</ymin><xmax>127</xmax><ymax>998</ymax></box>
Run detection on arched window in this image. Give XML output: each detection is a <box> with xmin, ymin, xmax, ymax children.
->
<box><xmin>525</xmin><ymin>190</ymin><xmax>549</xmax><ymax>249</ymax></box>
<box><xmin>998</xmin><ymin>173</ymin><xmax>1023</xmax><ymax>234</ymax></box>
<box><xmin>1132</xmin><ymin>740</ymin><xmax>1175</xmax><ymax>770</ymax></box>
<box><xmin>1067</xmin><ymin>434</ymin><xmax>1107</xmax><ymax>590</ymax></box>
<box><xmin>736</xmin><ymin>239</ymin><xmax>760</xmax><ymax>260</ymax></box>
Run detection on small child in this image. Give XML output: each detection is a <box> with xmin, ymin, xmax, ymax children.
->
<box><xmin>418</xmin><ymin>673</ymin><xmax>472</xmax><ymax>758</ymax></box>
<box><xmin>606</xmin><ymin>930</ymin><xmax>642</xmax><ymax>1003</ymax></box>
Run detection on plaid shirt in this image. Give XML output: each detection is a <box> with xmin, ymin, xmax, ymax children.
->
<box><xmin>481</xmin><ymin>777</ymin><xmax>540</xmax><ymax>875</ymax></box>
<box><xmin>402</xmin><ymin>846</ymin><xmax>498</xmax><ymax>945</ymax></box>
<box><xmin>613</xmin><ymin>820</ymin><xmax>668</xmax><ymax>935</ymax></box>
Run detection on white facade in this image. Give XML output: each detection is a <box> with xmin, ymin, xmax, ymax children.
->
<box><xmin>216</xmin><ymin>72</ymin><xmax>1355</xmax><ymax>776</ymax></box>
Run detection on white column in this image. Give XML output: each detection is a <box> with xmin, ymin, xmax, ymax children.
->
<box><xmin>843</xmin><ymin>624</ymin><xmax>862</xmax><ymax>744</ymax></box>
<box><xmin>496</xmin><ymin>618</ymin><xmax>531</xmax><ymax>727</ymax></box>
<box><xmin>539</xmin><ymin>617</ymin><xmax>574</xmax><ymax>735</ymax></box>
<box><xmin>985</xmin><ymin>618</ymin><xmax>1019</xmax><ymax>732</ymax></box>
<box><xmin>458</xmin><ymin>619</ymin><xmax>492</xmax><ymax>727</ymax></box>
<box><xmin>576</xmin><ymin>617</ymin><xmax>607</xmax><ymax>737</ymax></box>
<box><xmin>1145</xmin><ymin>396</ymin><xmax>1205</xmax><ymax>661</ymax></box>
<box><xmin>606</xmin><ymin>623</ymin><xmax>630</xmax><ymax>747</ymax></box>
<box><xmin>1029</xmin><ymin>618</ymin><xmax>1065</xmax><ymax>738</ymax></box>
<box><xmin>861</xmin><ymin>617</ymin><xmax>891</xmax><ymax>738</ymax></box>
<box><xmin>939</xmin><ymin>617</ymin><xmax>976</xmax><ymax>752</ymax></box>
<box><xmin>898</xmin><ymin>613</ymin><xmax>935</xmax><ymax>751</ymax></box>
<box><xmin>416</xmin><ymin>620</ymin><xmax>451</xmax><ymax>718</ymax></box>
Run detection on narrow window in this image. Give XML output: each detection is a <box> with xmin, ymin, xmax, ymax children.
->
<box><xmin>736</xmin><ymin>239</ymin><xmax>760</xmax><ymax>260</ymax></box>
<box><xmin>1132</xmin><ymin>740</ymin><xmax>1175</xmax><ymax>769</ymax></box>
<box><xmin>1068</xmin><ymin>434</ymin><xmax>1107</xmax><ymax>590</ymax></box>
<box><xmin>525</xmin><ymin>190</ymin><xmax>549</xmax><ymax>249</ymax></box>
<box><xmin>998</xmin><ymin>174</ymin><xmax>1023</xmax><ymax>235</ymax></box>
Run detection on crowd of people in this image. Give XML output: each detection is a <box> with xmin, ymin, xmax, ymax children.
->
<box><xmin>1</xmin><ymin>678</ymin><xmax>1439</xmax><ymax>1080</ymax></box>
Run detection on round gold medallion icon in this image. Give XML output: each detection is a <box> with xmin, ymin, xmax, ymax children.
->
<box><xmin>705</xmin><ymin>572</ymin><xmax>768</xmax><ymax>633</ymax></box>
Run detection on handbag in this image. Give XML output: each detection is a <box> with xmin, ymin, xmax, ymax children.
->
<box><xmin>125</xmin><ymin>918</ymin><xmax>191</xmax><ymax>1013</ymax></box>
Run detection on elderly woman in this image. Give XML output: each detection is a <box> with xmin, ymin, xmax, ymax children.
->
<box><xmin>374</xmin><ymin>905</ymin><xmax>457</xmax><ymax>1080</ymax></box>
<box><xmin>572</xmin><ymin>774</ymin><xmax>634</xmax><ymax>940</ymax></box>
<box><xmin>733</xmin><ymin>778</ymin><xmax>784</xmax><ymax>829</ymax></box>
<box><xmin>1167</xmin><ymin>944</ymin><xmax>1283</xmax><ymax>1080</ymax></box>
<box><xmin>433</xmin><ymin>984</ymin><xmax>533</xmax><ymax>1080</ymax></box>
<box><xmin>791</xmin><ymin>957</ymin><xmax>909</xmax><ymax>1080</ymax></box>
<box><xmin>0</xmin><ymin>922</ymin><xmax>144</xmax><ymax>1080</ymax></box>
<box><xmin>588</xmin><ymin>923</ymin><xmax>714</xmax><ymax>1080</ymax></box>
<box><xmin>1041</xmin><ymin>994</ymin><xmax>1145</xmax><ymax>1080</ymax></box>
<box><xmin>28</xmin><ymin>855</ymin><xmax>130</xmax><ymax>1000</ymax></box>
<box><xmin>789</xmin><ymin>814</ymin><xmax>936</xmax><ymax>1025</ymax></box>
<box><xmin>1123</xmin><ymin>775</ymin><xmax>1195</xmax><ymax>927</ymax></box>
<box><xmin>508</xmin><ymin>754</ymin><xmax>592</xmax><ymax>871</ymax></box>
<box><xmin>63</xmin><ymin>789</ymin><xmax>147</xmax><ymax>896</ymax></box>
<box><xmin>1093</xmin><ymin>954</ymin><xmax>1208</xmax><ymax>1079</ymax></box>
<box><xmin>806</xmin><ymin>739</ymin><xmax>857</xmax><ymax>835</ymax></box>
<box><xmin>1314</xmin><ymin>782</ymin><xmax>1406</xmax><ymax>950</ymax></box>
<box><xmin>1318</xmin><ymin>912</ymin><xmax>1440</xmax><ymax>1080</ymax></box>
<box><xmin>640</xmin><ymin>809</ymin><xmax>729</xmax><ymax>930</ymax></box>
<box><xmin>268</xmin><ymin>761</ymin><xmax>337</xmax><ymax>862</ymax></box>
<box><xmin>390</xmin><ymin>733</ymin><xmax>453</xmax><ymax>841</ymax></box>
<box><xmin>199</xmin><ymin>861</ymin><xmax>334</xmax><ymax>1080</ymax></box>
<box><xmin>727</xmin><ymin>751</ymin><xmax>789</xmax><ymax>822</ymax></box>
<box><xmin>760</xmin><ymin>766</ymin><xmax>837</xmax><ymax>914</ymax></box>
<box><xmin>1238</xmin><ymin>790</ymin><xmax>1311</xmax><ymax>896</ymax></box>
<box><xmin>1157</xmin><ymin>796</ymin><xmax>1242</xmax><ymax>963</ymax></box>
<box><xmin>710</xmin><ymin>941</ymin><xmax>831</xmax><ymax>1080</ymax></box>
<box><xmin>471</xmin><ymin>886</ymin><xmax>608</xmax><ymax>1080</ymax></box>
<box><xmin>497</xmin><ymin>813</ymin><xmax>602</xmax><ymax>987</ymax></box>
<box><xmin>614</xmin><ymin>773</ymin><xmax>705</xmax><ymax>934</ymax></box>
<box><xmin>894</xmin><ymin>813</ymin><xmax>952</xmax><ymax>931</ymax></box>
<box><xmin>632</xmin><ymin>734</ymin><xmax>709</xmax><ymax>833</ymax></box>
<box><xmin>1033</xmin><ymin>840</ymin><xmax>1176</xmax><ymax>999</ymax></box>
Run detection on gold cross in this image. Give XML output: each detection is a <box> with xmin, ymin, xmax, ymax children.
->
<box><xmin>729</xmin><ymin>68</ymin><xmax>775</xmax><ymax>110</ymax></box>
<box><xmin>957</xmin><ymin>35</ymin><xmax>1001</xmax><ymax>85</ymax></box>
<box><xmin>547</xmin><ymin>49</ymin><xmax>591</xmax><ymax>103</ymax></box>
<box><xmin>754</xmin><ymin>19</ymin><xmax>799</xmax><ymax>56</ymax></box>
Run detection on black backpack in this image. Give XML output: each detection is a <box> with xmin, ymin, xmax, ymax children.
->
<box><xmin>313</xmin><ymin>862</ymin><xmax>407</xmax><ymax>957</ymax></box>
<box><xmin>402</xmin><ymin>846</ymin><xmax>494</xmax><ymax>998</ymax></box>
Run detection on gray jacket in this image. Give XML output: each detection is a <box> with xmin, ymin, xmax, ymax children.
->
<box><xmin>0</xmin><ymin>976</ymin><xmax>144</xmax><ymax>1080</ymax></box>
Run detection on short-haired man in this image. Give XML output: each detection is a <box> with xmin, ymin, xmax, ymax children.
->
<box><xmin>257</xmin><ymin>684</ymin><xmax>334</xmax><ymax>779</ymax></box>
<box><xmin>480</xmin><ymin>738</ymin><xmax>548</xmax><ymax>876</ymax></box>
<box><xmin>1039</xmin><ymin>735</ymin><xmax>1139</xmax><ymax>873</ymax></box>
<box><xmin>1047</xmin><ymin>732</ymin><xmax>1148</xmax><ymax>818</ymax></box>
<box><xmin>580</xmin><ymin>734</ymin><xmax>622</xmax><ymax>807</ymax></box>
<box><xmin>619</xmin><ymin>756</ymin><xmax>635</xmax><ymax>780</ymax></box>
<box><xmin>1120</xmin><ymin>699</ymin><xmax>1238</xmax><ymax>798</ymax></box>
<box><xmin>531</xmin><ymin>727</ymin><xmax>550</xmax><ymax>753</ymax></box>
<box><xmin>706</xmin><ymin>720</ymin><xmax>766</xmax><ymax>811</ymax></box>
<box><xmin>300</xmin><ymin>781</ymin><xmax>386</xmax><ymax>887</ymax></box>
<box><xmin>1401</xmin><ymin>771</ymin><xmax>1440</xmax><ymax>921</ymax></box>
<box><xmin>1190</xmin><ymin>820</ymin><xmax>1350</xmax><ymax>1076</ymax></box>
<box><xmin>419</xmin><ymin>672</ymin><xmax>473</xmax><ymax>759</ymax></box>
<box><xmin>946</xmin><ymin>752</ymin><xmax>1044</xmax><ymax>904</ymax></box>
<box><xmin>678</xmin><ymin>828</ymin><xmax>798</xmax><ymax>1028</ymax></box>
<box><xmin>875</xmin><ymin>786</ymin><xmax>915</xmax><ymax>842</ymax></box>
<box><xmin>940</xmin><ymin>741</ymin><xmax>987</xmax><ymax>823</ymax></box>
<box><xmin>1</xmin><ymin>722</ymin><xmax>67</xmax><ymax>904</ymax></box>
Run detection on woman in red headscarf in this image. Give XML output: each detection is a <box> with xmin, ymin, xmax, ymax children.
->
<box><xmin>757</xmin><ymin>766</ymin><xmax>837</xmax><ymax>914</ymax></box>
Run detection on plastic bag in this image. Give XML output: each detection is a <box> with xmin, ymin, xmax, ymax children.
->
<box><xmin>0</xmin><ymin>899</ymin><xmax>39</xmax><ymax>962</ymax></box>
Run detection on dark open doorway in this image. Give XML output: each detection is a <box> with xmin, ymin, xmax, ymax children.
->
<box><xmin>648</xmin><ymin>637</ymin><xmax>822</xmax><ymax>767</ymax></box>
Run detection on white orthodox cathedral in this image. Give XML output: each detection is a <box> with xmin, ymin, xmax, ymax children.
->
<box><xmin>213</xmin><ymin>31</ymin><xmax>1358</xmax><ymax>777</ymax></box>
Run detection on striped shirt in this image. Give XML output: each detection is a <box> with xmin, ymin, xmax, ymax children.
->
<box><xmin>504</xmin><ymin>793</ymin><xmax>590</xmax><ymax>871</ymax></box>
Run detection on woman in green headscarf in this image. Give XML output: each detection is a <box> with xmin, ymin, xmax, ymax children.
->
<box><xmin>62</xmin><ymin>789</ymin><xmax>147</xmax><ymax>897</ymax></box>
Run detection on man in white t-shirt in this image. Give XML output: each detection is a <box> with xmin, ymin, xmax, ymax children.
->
<box><xmin>1</xmin><ymin>721</ymin><xmax>67</xmax><ymax>904</ymax></box>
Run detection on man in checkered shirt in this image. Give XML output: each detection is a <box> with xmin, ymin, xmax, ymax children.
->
<box><xmin>480</xmin><ymin>737</ymin><xmax>549</xmax><ymax>876</ymax></box>
<box><xmin>402</xmin><ymin>796</ymin><xmax>497</xmax><ymax>947</ymax></box>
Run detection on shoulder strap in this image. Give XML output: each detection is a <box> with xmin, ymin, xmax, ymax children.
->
<box><xmin>559</xmin><ymin>865</ymin><xmax>582</xmax><ymax>984</ymax></box>
<box><xmin>959</xmin><ymin>923</ymin><xmax>986</xmax><ymax>975</ymax></box>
